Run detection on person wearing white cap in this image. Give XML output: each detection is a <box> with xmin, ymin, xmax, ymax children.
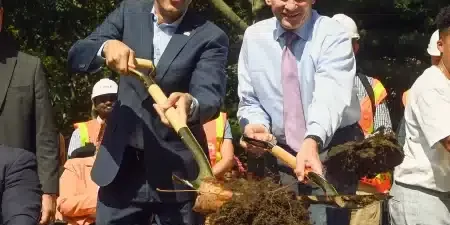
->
<box><xmin>67</xmin><ymin>78</ymin><xmax>118</xmax><ymax>157</ymax></box>
<box><xmin>332</xmin><ymin>13</ymin><xmax>393</xmax><ymax>225</ymax></box>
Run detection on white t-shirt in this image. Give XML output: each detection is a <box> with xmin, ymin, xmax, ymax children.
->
<box><xmin>394</xmin><ymin>65</ymin><xmax>450</xmax><ymax>192</ymax></box>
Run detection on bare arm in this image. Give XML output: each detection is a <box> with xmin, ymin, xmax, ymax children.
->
<box><xmin>212</xmin><ymin>121</ymin><xmax>235</xmax><ymax>177</ymax></box>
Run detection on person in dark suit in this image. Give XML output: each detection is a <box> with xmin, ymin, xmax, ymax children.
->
<box><xmin>0</xmin><ymin>1</ymin><xmax>59</xmax><ymax>224</ymax></box>
<box><xmin>0</xmin><ymin>145</ymin><xmax>43</xmax><ymax>225</ymax></box>
<box><xmin>68</xmin><ymin>0</ymin><xmax>228</xmax><ymax>224</ymax></box>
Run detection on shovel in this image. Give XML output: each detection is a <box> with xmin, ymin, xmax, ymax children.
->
<box><xmin>239</xmin><ymin>135</ymin><xmax>392</xmax><ymax>208</ymax></box>
<box><xmin>240</xmin><ymin>135</ymin><xmax>338</xmax><ymax>195</ymax></box>
<box><xmin>125</xmin><ymin>58</ymin><xmax>390</xmax><ymax>213</ymax></box>
<box><xmin>128</xmin><ymin>58</ymin><xmax>214</xmax><ymax>189</ymax></box>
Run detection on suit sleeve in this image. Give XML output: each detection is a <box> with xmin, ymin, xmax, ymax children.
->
<box><xmin>2</xmin><ymin>150</ymin><xmax>42</xmax><ymax>225</ymax></box>
<box><xmin>34</xmin><ymin>60</ymin><xmax>59</xmax><ymax>194</ymax></box>
<box><xmin>189</xmin><ymin>30</ymin><xmax>229</xmax><ymax>124</ymax></box>
<box><xmin>67</xmin><ymin>1</ymin><xmax>125</xmax><ymax>73</ymax></box>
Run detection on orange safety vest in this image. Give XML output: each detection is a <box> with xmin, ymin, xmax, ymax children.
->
<box><xmin>73</xmin><ymin>119</ymin><xmax>102</xmax><ymax>147</ymax></box>
<box><xmin>402</xmin><ymin>90</ymin><xmax>409</xmax><ymax>107</ymax></box>
<box><xmin>357</xmin><ymin>78</ymin><xmax>392</xmax><ymax>193</ymax></box>
<box><xmin>203</xmin><ymin>113</ymin><xmax>245</xmax><ymax>172</ymax></box>
<box><xmin>358</xmin><ymin>78</ymin><xmax>388</xmax><ymax>136</ymax></box>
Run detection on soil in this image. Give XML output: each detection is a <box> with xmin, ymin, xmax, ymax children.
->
<box><xmin>207</xmin><ymin>178</ymin><xmax>311</xmax><ymax>225</ymax></box>
<box><xmin>323</xmin><ymin>131</ymin><xmax>404</xmax><ymax>182</ymax></box>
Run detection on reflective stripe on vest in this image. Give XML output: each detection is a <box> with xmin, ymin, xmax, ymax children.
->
<box><xmin>402</xmin><ymin>90</ymin><xmax>409</xmax><ymax>107</ymax></box>
<box><xmin>358</xmin><ymin>78</ymin><xmax>392</xmax><ymax>193</ymax></box>
<box><xmin>215</xmin><ymin>113</ymin><xmax>225</xmax><ymax>163</ymax></box>
<box><xmin>358</xmin><ymin>79</ymin><xmax>388</xmax><ymax>136</ymax></box>
<box><xmin>77</xmin><ymin>123</ymin><xmax>89</xmax><ymax>147</ymax></box>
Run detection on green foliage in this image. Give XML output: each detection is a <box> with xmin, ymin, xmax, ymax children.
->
<box><xmin>4</xmin><ymin>0</ymin><xmax>117</xmax><ymax>135</ymax></box>
<box><xmin>3</xmin><ymin>0</ymin><xmax>449</xmax><ymax>137</ymax></box>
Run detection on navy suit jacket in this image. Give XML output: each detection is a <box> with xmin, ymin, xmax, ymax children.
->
<box><xmin>68</xmin><ymin>0</ymin><xmax>228</xmax><ymax>202</ymax></box>
<box><xmin>0</xmin><ymin>145</ymin><xmax>42</xmax><ymax>225</ymax></box>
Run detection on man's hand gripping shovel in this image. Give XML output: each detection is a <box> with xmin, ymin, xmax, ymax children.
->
<box><xmin>127</xmin><ymin>59</ymin><xmax>232</xmax><ymax>214</ymax></box>
<box><xmin>240</xmin><ymin>135</ymin><xmax>392</xmax><ymax>209</ymax></box>
<box><xmin>126</xmin><ymin>58</ymin><xmax>390</xmax><ymax>214</ymax></box>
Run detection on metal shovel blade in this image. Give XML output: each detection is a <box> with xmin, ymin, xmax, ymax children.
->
<box><xmin>297</xmin><ymin>193</ymin><xmax>392</xmax><ymax>209</ymax></box>
<box><xmin>306</xmin><ymin>172</ymin><xmax>338</xmax><ymax>195</ymax></box>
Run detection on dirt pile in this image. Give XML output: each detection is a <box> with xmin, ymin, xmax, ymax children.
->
<box><xmin>324</xmin><ymin>131</ymin><xmax>404</xmax><ymax>182</ymax></box>
<box><xmin>207</xmin><ymin>178</ymin><xmax>311</xmax><ymax>225</ymax></box>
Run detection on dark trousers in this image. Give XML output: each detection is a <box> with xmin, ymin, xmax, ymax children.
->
<box><xmin>95</xmin><ymin>148</ymin><xmax>204</xmax><ymax>225</ymax></box>
<box><xmin>249</xmin><ymin>123</ymin><xmax>364</xmax><ymax>225</ymax></box>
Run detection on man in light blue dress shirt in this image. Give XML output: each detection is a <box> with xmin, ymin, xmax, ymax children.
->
<box><xmin>237</xmin><ymin>0</ymin><xmax>363</xmax><ymax>224</ymax></box>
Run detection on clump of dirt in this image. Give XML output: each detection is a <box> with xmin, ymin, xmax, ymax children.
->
<box><xmin>207</xmin><ymin>178</ymin><xmax>311</xmax><ymax>225</ymax></box>
<box><xmin>323</xmin><ymin>131</ymin><xmax>404</xmax><ymax>182</ymax></box>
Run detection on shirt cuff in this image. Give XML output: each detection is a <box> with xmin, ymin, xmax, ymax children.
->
<box><xmin>187</xmin><ymin>97</ymin><xmax>199</xmax><ymax>122</ymax></box>
<box><xmin>91</xmin><ymin>41</ymin><xmax>108</xmax><ymax>73</ymax></box>
<box><xmin>305</xmin><ymin>122</ymin><xmax>327</xmax><ymax>147</ymax></box>
<box><xmin>97</xmin><ymin>41</ymin><xmax>108</xmax><ymax>59</ymax></box>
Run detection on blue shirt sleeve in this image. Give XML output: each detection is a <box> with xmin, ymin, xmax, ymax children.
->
<box><xmin>224</xmin><ymin>120</ymin><xmax>233</xmax><ymax>139</ymax></box>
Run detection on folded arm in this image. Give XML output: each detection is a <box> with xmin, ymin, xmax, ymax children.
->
<box><xmin>306</xmin><ymin>32</ymin><xmax>356</xmax><ymax>145</ymax></box>
<box><xmin>57</xmin><ymin>162</ymin><xmax>97</xmax><ymax>218</ymax></box>
<box><xmin>212</xmin><ymin>121</ymin><xmax>235</xmax><ymax>177</ymax></box>
<box><xmin>2</xmin><ymin>151</ymin><xmax>42</xmax><ymax>225</ymax></box>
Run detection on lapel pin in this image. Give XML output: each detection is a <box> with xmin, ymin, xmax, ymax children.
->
<box><xmin>183</xmin><ymin>31</ymin><xmax>191</xmax><ymax>36</ymax></box>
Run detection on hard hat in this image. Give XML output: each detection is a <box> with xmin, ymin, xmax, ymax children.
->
<box><xmin>91</xmin><ymin>78</ymin><xmax>118</xmax><ymax>100</ymax></box>
<box><xmin>427</xmin><ymin>30</ymin><xmax>440</xmax><ymax>56</ymax></box>
<box><xmin>332</xmin><ymin>14</ymin><xmax>360</xmax><ymax>40</ymax></box>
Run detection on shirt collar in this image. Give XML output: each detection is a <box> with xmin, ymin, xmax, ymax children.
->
<box><xmin>151</xmin><ymin>6</ymin><xmax>187</xmax><ymax>28</ymax></box>
<box><xmin>275</xmin><ymin>10</ymin><xmax>317</xmax><ymax>42</ymax></box>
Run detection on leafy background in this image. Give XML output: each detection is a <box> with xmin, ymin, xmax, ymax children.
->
<box><xmin>3</xmin><ymin>0</ymin><xmax>449</xmax><ymax>156</ymax></box>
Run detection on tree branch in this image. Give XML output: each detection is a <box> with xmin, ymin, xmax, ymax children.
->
<box><xmin>210</xmin><ymin>0</ymin><xmax>249</xmax><ymax>31</ymax></box>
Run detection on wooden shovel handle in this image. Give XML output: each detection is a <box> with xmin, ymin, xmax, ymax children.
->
<box><xmin>129</xmin><ymin>58</ymin><xmax>186</xmax><ymax>132</ymax></box>
<box><xmin>241</xmin><ymin>135</ymin><xmax>310</xmax><ymax>172</ymax></box>
<box><xmin>270</xmin><ymin>146</ymin><xmax>312</xmax><ymax>174</ymax></box>
<box><xmin>270</xmin><ymin>146</ymin><xmax>297</xmax><ymax>169</ymax></box>
<box><xmin>135</xmin><ymin>58</ymin><xmax>155</xmax><ymax>69</ymax></box>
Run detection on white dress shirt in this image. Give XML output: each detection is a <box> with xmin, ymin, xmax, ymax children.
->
<box><xmin>237</xmin><ymin>10</ymin><xmax>360</xmax><ymax>147</ymax></box>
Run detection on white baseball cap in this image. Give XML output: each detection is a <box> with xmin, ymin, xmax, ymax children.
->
<box><xmin>91</xmin><ymin>78</ymin><xmax>118</xmax><ymax>100</ymax></box>
<box><xmin>332</xmin><ymin>14</ymin><xmax>360</xmax><ymax>40</ymax></box>
<box><xmin>427</xmin><ymin>30</ymin><xmax>440</xmax><ymax>56</ymax></box>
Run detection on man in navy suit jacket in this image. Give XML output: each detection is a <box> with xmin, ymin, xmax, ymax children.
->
<box><xmin>0</xmin><ymin>145</ymin><xmax>42</xmax><ymax>225</ymax></box>
<box><xmin>68</xmin><ymin>0</ymin><xmax>229</xmax><ymax>224</ymax></box>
